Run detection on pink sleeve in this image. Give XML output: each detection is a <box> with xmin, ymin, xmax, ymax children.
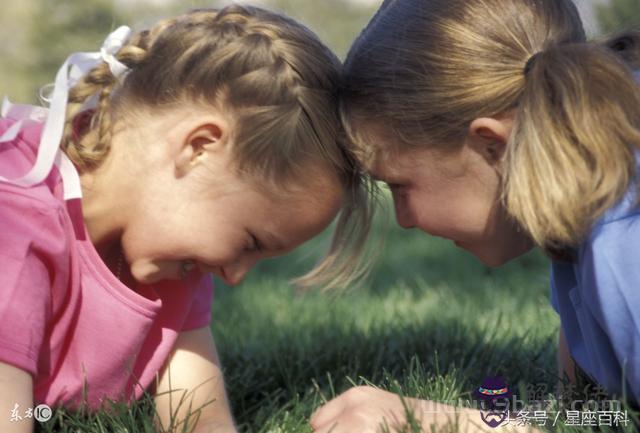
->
<box><xmin>0</xmin><ymin>188</ymin><xmax>67</xmax><ymax>376</ymax></box>
<box><xmin>181</xmin><ymin>274</ymin><xmax>214</xmax><ymax>331</ymax></box>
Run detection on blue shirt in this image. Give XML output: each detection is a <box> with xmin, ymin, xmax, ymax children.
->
<box><xmin>551</xmin><ymin>156</ymin><xmax>640</xmax><ymax>404</ymax></box>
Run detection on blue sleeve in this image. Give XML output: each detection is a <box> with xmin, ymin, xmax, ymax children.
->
<box><xmin>579</xmin><ymin>216</ymin><xmax>640</xmax><ymax>403</ymax></box>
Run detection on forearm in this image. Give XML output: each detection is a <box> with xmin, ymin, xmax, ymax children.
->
<box><xmin>412</xmin><ymin>399</ymin><xmax>543</xmax><ymax>433</ymax></box>
<box><xmin>153</xmin><ymin>328</ymin><xmax>237</xmax><ymax>433</ymax></box>
<box><xmin>188</xmin><ymin>374</ymin><xmax>236</xmax><ymax>433</ymax></box>
<box><xmin>153</xmin><ymin>360</ymin><xmax>236</xmax><ymax>433</ymax></box>
<box><xmin>0</xmin><ymin>362</ymin><xmax>34</xmax><ymax>433</ymax></box>
<box><xmin>192</xmin><ymin>415</ymin><xmax>237</xmax><ymax>433</ymax></box>
<box><xmin>154</xmin><ymin>384</ymin><xmax>236</xmax><ymax>433</ymax></box>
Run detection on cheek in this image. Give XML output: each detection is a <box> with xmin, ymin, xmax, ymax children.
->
<box><xmin>407</xmin><ymin>188</ymin><xmax>499</xmax><ymax>242</ymax></box>
<box><xmin>450</xmin><ymin>203</ymin><xmax>533</xmax><ymax>267</ymax></box>
<box><xmin>122</xmin><ymin>210</ymin><xmax>243</xmax><ymax>265</ymax></box>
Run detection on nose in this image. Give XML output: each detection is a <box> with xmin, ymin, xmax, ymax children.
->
<box><xmin>221</xmin><ymin>257</ymin><xmax>258</xmax><ymax>286</ymax></box>
<box><xmin>392</xmin><ymin>192</ymin><xmax>415</xmax><ymax>229</ymax></box>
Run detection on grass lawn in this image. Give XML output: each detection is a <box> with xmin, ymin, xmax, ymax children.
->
<box><xmin>35</xmin><ymin>199</ymin><xmax>639</xmax><ymax>432</ymax></box>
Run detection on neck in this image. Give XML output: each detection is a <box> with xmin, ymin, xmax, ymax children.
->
<box><xmin>79</xmin><ymin>150</ymin><xmax>128</xmax><ymax>259</ymax></box>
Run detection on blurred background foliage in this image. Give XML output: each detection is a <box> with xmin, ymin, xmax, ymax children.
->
<box><xmin>0</xmin><ymin>0</ymin><xmax>381</xmax><ymax>103</ymax></box>
<box><xmin>3</xmin><ymin>0</ymin><xmax>639</xmax><ymax>104</ymax></box>
<box><xmin>597</xmin><ymin>0</ymin><xmax>640</xmax><ymax>34</ymax></box>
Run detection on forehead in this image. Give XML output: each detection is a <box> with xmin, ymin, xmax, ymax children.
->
<box><xmin>266</xmin><ymin>176</ymin><xmax>344</xmax><ymax>246</ymax></box>
<box><xmin>361</xmin><ymin>127</ymin><xmax>466</xmax><ymax>184</ymax></box>
<box><xmin>369</xmin><ymin>147</ymin><xmax>430</xmax><ymax>184</ymax></box>
<box><xmin>348</xmin><ymin>117</ymin><xmax>424</xmax><ymax>182</ymax></box>
<box><xmin>254</xmin><ymin>163</ymin><xmax>345</xmax><ymax>201</ymax></box>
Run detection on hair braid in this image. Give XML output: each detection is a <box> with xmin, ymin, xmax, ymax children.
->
<box><xmin>60</xmin><ymin>19</ymin><xmax>177</xmax><ymax>170</ymax></box>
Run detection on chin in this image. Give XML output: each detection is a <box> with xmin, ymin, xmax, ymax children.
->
<box><xmin>476</xmin><ymin>253</ymin><xmax>517</xmax><ymax>268</ymax></box>
<box><xmin>462</xmin><ymin>242</ymin><xmax>532</xmax><ymax>268</ymax></box>
<box><xmin>136</xmin><ymin>274</ymin><xmax>162</xmax><ymax>285</ymax></box>
<box><xmin>130</xmin><ymin>260</ymin><xmax>170</xmax><ymax>284</ymax></box>
<box><xmin>130</xmin><ymin>270</ymin><xmax>158</xmax><ymax>285</ymax></box>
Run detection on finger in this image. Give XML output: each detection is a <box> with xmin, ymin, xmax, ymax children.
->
<box><xmin>312</xmin><ymin>419</ymin><xmax>375</xmax><ymax>433</ymax></box>
<box><xmin>310</xmin><ymin>395</ymin><xmax>348</xmax><ymax>430</ymax></box>
<box><xmin>311</xmin><ymin>420</ymin><xmax>339</xmax><ymax>433</ymax></box>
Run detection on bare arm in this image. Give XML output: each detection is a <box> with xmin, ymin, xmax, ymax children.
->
<box><xmin>0</xmin><ymin>362</ymin><xmax>34</xmax><ymax>433</ymax></box>
<box><xmin>311</xmin><ymin>387</ymin><xmax>543</xmax><ymax>433</ymax></box>
<box><xmin>152</xmin><ymin>327</ymin><xmax>236</xmax><ymax>433</ymax></box>
<box><xmin>558</xmin><ymin>327</ymin><xmax>576</xmax><ymax>384</ymax></box>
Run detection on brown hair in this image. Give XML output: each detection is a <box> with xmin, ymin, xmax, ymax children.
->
<box><xmin>62</xmin><ymin>5</ymin><xmax>374</xmax><ymax>289</ymax></box>
<box><xmin>342</xmin><ymin>0</ymin><xmax>640</xmax><ymax>254</ymax></box>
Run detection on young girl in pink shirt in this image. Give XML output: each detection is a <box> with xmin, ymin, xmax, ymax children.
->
<box><xmin>0</xmin><ymin>6</ymin><xmax>370</xmax><ymax>433</ymax></box>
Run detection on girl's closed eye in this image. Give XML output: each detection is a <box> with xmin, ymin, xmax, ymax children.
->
<box><xmin>246</xmin><ymin>233</ymin><xmax>263</xmax><ymax>253</ymax></box>
<box><xmin>388</xmin><ymin>183</ymin><xmax>409</xmax><ymax>195</ymax></box>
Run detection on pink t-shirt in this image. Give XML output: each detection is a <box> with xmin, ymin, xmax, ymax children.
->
<box><xmin>0</xmin><ymin>118</ymin><xmax>215</xmax><ymax>411</ymax></box>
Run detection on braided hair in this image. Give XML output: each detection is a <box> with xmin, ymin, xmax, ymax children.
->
<box><xmin>62</xmin><ymin>5</ymin><xmax>374</xmax><ymax>290</ymax></box>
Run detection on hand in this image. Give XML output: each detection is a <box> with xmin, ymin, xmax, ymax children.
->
<box><xmin>310</xmin><ymin>386</ymin><xmax>542</xmax><ymax>433</ymax></box>
<box><xmin>310</xmin><ymin>386</ymin><xmax>424</xmax><ymax>433</ymax></box>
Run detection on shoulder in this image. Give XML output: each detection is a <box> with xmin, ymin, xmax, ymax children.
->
<box><xmin>577</xmin><ymin>153</ymin><xmax>640</xmax><ymax>298</ymax></box>
<box><xmin>0</xmin><ymin>188</ymin><xmax>72</xmax><ymax>269</ymax></box>
<box><xmin>580</xmin><ymin>202</ymin><xmax>640</xmax><ymax>281</ymax></box>
<box><xmin>574</xmin><ymin>215</ymin><xmax>640</xmax><ymax>369</ymax></box>
<box><xmin>0</xmin><ymin>118</ymin><xmax>66</xmax><ymax>215</ymax></box>
<box><xmin>592</xmin><ymin>153</ymin><xmax>640</xmax><ymax>227</ymax></box>
<box><xmin>0</xmin><ymin>177</ymin><xmax>68</xmax><ymax>245</ymax></box>
<box><xmin>0</xmin><ymin>120</ymin><xmax>70</xmax><ymax>253</ymax></box>
<box><xmin>577</xmin><ymin>193</ymin><xmax>640</xmax><ymax>320</ymax></box>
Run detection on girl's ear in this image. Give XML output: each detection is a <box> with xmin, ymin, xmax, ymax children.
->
<box><xmin>467</xmin><ymin>116</ymin><xmax>513</xmax><ymax>165</ymax></box>
<box><xmin>175</xmin><ymin>122</ymin><xmax>225</xmax><ymax>177</ymax></box>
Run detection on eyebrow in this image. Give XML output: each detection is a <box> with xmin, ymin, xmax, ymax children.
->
<box><xmin>370</xmin><ymin>170</ymin><xmax>391</xmax><ymax>183</ymax></box>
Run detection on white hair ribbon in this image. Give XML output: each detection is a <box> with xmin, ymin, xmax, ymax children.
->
<box><xmin>100</xmin><ymin>26</ymin><xmax>132</xmax><ymax>78</ymax></box>
<box><xmin>0</xmin><ymin>26</ymin><xmax>132</xmax><ymax>201</ymax></box>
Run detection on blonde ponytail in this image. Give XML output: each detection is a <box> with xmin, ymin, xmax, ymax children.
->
<box><xmin>506</xmin><ymin>43</ymin><xmax>640</xmax><ymax>252</ymax></box>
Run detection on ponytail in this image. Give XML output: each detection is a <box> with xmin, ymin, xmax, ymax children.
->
<box><xmin>505</xmin><ymin>43</ymin><xmax>640</xmax><ymax>253</ymax></box>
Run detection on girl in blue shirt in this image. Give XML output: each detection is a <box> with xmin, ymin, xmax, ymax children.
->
<box><xmin>310</xmin><ymin>0</ymin><xmax>640</xmax><ymax>432</ymax></box>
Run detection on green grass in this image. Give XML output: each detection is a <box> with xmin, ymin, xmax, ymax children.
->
<box><xmin>35</xmin><ymin>200</ymin><xmax>639</xmax><ymax>432</ymax></box>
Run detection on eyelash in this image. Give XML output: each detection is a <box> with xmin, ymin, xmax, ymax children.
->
<box><xmin>247</xmin><ymin>234</ymin><xmax>262</xmax><ymax>252</ymax></box>
<box><xmin>387</xmin><ymin>183</ymin><xmax>407</xmax><ymax>193</ymax></box>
